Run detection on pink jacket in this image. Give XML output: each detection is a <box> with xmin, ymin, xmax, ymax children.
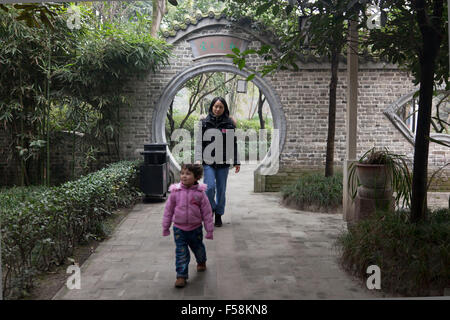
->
<box><xmin>162</xmin><ymin>182</ymin><xmax>214</xmax><ymax>239</ymax></box>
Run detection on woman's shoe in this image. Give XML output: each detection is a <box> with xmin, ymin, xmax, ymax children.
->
<box><xmin>197</xmin><ymin>262</ymin><xmax>207</xmax><ymax>272</ymax></box>
<box><xmin>175</xmin><ymin>277</ymin><xmax>186</xmax><ymax>288</ymax></box>
<box><xmin>214</xmin><ymin>213</ymin><xmax>222</xmax><ymax>227</ymax></box>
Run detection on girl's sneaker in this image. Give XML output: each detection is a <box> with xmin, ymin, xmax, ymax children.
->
<box><xmin>175</xmin><ymin>277</ymin><xmax>186</xmax><ymax>288</ymax></box>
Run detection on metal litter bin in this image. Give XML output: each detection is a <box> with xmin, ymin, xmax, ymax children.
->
<box><xmin>140</xmin><ymin>143</ymin><xmax>169</xmax><ymax>199</ymax></box>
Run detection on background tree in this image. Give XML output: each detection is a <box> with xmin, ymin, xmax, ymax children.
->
<box><xmin>163</xmin><ymin>0</ymin><xmax>224</xmax><ymax>25</ymax></box>
<box><xmin>151</xmin><ymin>0</ymin><xmax>168</xmax><ymax>37</ymax></box>
<box><xmin>225</xmin><ymin>0</ymin><xmax>350</xmax><ymax>177</ymax></box>
<box><xmin>366</xmin><ymin>0</ymin><xmax>448</xmax><ymax>222</ymax></box>
<box><xmin>0</xmin><ymin>3</ymin><xmax>171</xmax><ymax>186</ymax></box>
<box><xmin>226</xmin><ymin>0</ymin><xmax>449</xmax><ymax>222</ymax></box>
<box><xmin>257</xmin><ymin>90</ymin><xmax>266</xmax><ymax>129</ymax></box>
<box><xmin>303</xmin><ymin>1</ymin><xmax>348</xmax><ymax>177</ymax></box>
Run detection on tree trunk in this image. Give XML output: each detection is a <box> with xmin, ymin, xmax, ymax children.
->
<box><xmin>115</xmin><ymin>104</ymin><xmax>121</xmax><ymax>160</ymax></box>
<box><xmin>167</xmin><ymin>100</ymin><xmax>175</xmax><ymax>148</ymax></box>
<box><xmin>257</xmin><ymin>90</ymin><xmax>266</xmax><ymax>129</ymax></box>
<box><xmin>151</xmin><ymin>0</ymin><xmax>166</xmax><ymax>38</ymax></box>
<box><xmin>248</xmin><ymin>83</ymin><xmax>256</xmax><ymax>120</ymax></box>
<box><xmin>325</xmin><ymin>46</ymin><xmax>339</xmax><ymax>177</ymax></box>
<box><xmin>72</xmin><ymin>127</ymin><xmax>76</xmax><ymax>180</ymax></box>
<box><xmin>410</xmin><ymin>0</ymin><xmax>444</xmax><ymax>222</ymax></box>
<box><xmin>228</xmin><ymin>78</ymin><xmax>237</xmax><ymax>116</ymax></box>
<box><xmin>46</xmin><ymin>34</ymin><xmax>51</xmax><ymax>186</ymax></box>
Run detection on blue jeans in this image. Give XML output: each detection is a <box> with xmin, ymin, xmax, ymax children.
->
<box><xmin>173</xmin><ymin>226</ymin><xmax>206</xmax><ymax>279</ymax></box>
<box><xmin>203</xmin><ymin>165</ymin><xmax>229</xmax><ymax>215</ymax></box>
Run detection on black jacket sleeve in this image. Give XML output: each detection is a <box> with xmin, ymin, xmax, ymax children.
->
<box><xmin>231</xmin><ymin>122</ymin><xmax>240</xmax><ymax>166</ymax></box>
<box><xmin>194</xmin><ymin>120</ymin><xmax>203</xmax><ymax>163</ymax></box>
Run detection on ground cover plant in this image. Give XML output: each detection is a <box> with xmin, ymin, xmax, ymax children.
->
<box><xmin>281</xmin><ymin>171</ymin><xmax>343</xmax><ymax>213</ymax></box>
<box><xmin>0</xmin><ymin>160</ymin><xmax>143</xmax><ymax>299</ymax></box>
<box><xmin>337</xmin><ymin>208</ymin><xmax>450</xmax><ymax>296</ymax></box>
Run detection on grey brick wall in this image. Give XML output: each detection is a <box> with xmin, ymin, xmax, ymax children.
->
<box><xmin>118</xmin><ymin>20</ymin><xmax>448</xmax><ymax>191</ymax></box>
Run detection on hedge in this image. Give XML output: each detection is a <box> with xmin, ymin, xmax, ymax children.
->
<box><xmin>0</xmin><ymin>160</ymin><xmax>143</xmax><ymax>299</ymax></box>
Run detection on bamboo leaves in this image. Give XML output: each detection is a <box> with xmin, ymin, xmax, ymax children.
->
<box><xmin>0</xmin><ymin>4</ymin><xmax>172</xmax><ymax>185</ymax></box>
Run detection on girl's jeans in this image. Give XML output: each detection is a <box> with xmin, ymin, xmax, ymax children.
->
<box><xmin>203</xmin><ymin>164</ymin><xmax>229</xmax><ymax>215</ymax></box>
<box><xmin>173</xmin><ymin>226</ymin><xmax>206</xmax><ymax>279</ymax></box>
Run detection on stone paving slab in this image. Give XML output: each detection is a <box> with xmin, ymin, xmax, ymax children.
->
<box><xmin>54</xmin><ymin>164</ymin><xmax>396</xmax><ymax>300</ymax></box>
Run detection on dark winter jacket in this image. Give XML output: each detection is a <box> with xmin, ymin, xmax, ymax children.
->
<box><xmin>195</xmin><ymin>111</ymin><xmax>240</xmax><ymax>168</ymax></box>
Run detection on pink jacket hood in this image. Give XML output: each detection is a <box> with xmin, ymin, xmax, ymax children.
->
<box><xmin>169</xmin><ymin>182</ymin><xmax>208</xmax><ymax>192</ymax></box>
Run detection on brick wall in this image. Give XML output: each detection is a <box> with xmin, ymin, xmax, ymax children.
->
<box><xmin>117</xmin><ymin>19</ymin><xmax>448</xmax><ymax>191</ymax></box>
<box><xmin>264</xmin><ymin>68</ymin><xmax>449</xmax><ymax>191</ymax></box>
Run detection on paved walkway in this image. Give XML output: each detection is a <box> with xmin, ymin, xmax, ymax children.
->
<box><xmin>54</xmin><ymin>164</ymin><xmax>387</xmax><ymax>300</ymax></box>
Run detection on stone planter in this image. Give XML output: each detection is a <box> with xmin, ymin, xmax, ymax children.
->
<box><xmin>356</xmin><ymin>163</ymin><xmax>393</xmax><ymax>197</ymax></box>
<box><xmin>354</xmin><ymin>163</ymin><xmax>394</xmax><ymax>221</ymax></box>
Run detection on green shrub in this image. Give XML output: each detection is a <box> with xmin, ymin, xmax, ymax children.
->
<box><xmin>0</xmin><ymin>161</ymin><xmax>143</xmax><ymax>299</ymax></box>
<box><xmin>337</xmin><ymin>208</ymin><xmax>450</xmax><ymax>296</ymax></box>
<box><xmin>280</xmin><ymin>171</ymin><xmax>343</xmax><ymax>212</ymax></box>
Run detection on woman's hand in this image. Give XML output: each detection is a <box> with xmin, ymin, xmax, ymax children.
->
<box><xmin>195</xmin><ymin>160</ymin><xmax>202</xmax><ymax>165</ymax></box>
<box><xmin>234</xmin><ymin>165</ymin><xmax>240</xmax><ymax>173</ymax></box>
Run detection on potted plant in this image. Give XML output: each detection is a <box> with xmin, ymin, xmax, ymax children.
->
<box><xmin>348</xmin><ymin>147</ymin><xmax>412</xmax><ymax>210</ymax></box>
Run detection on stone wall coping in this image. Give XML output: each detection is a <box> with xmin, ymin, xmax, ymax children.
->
<box><xmin>295</xmin><ymin>61</ymin><xmax>401</xmax><ymax>70</ymax></box>
<box><xmin>165</xmin><ymin>17</ymin><xmax>281</xmax><ymax>55</ymax></box>
<box><xmin>186</xmin><ymin>32</ymin><xmax>253</xmax><ymax>42</ymax></box>
<box><xmin>165</xmin><ymin>16</ymin><xmax>403</xmax><ymax>70</ymax></box>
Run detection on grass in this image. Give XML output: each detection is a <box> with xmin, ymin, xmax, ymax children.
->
<box><xmin>280</xmin><ymin>171</ymin><xmax>343</xmax><ymax>213</ymax></box>
<box><xmin>336</xmin><ymin>208</ymin><xmax>450</xmax><ymax>296</ymax></box>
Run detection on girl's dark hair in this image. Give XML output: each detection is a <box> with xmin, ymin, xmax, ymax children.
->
<box><xmin>209</xmin><ymin>97</ymin><xmax>230</xmax><ymax>118</ymax></box>
<box><xmin>181</xmin><ymin>163</ymin><xmax>203</xmax><ymax>180</ymax></box>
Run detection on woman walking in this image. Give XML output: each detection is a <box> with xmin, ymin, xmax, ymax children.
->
<box><xmin>195</xmin><ymin>97</ymin><xmax>240</xmax><ymax>227</ymax></box>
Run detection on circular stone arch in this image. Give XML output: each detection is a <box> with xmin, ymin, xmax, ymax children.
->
<box><xmin>152</xmin><ymin>60</ymin><xmax>287</xmax><ymax>186</ymax></box>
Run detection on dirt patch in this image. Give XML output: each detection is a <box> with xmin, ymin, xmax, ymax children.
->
<box><xmin>23</xmin><ymin>206</ymin><xmax>133</xmax><ymax>300</ymax></box>
<box><xmin>281</xmin><ymin>196</ymin><xmax>342</xmax><ymax>214</ymax></box>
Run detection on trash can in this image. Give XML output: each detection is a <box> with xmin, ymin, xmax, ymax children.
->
<box><xmin>140</xmin><ymin>143</ymin><xmax>169</xmax><ymax>199</ymax></box>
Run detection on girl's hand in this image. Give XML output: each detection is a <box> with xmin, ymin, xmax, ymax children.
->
<box><xmin>162</xmin><ymin>229</ymin><xmax>170</xmax><ymax>236</ymax></box>
<box><xmin>205</xmin><ymin>232</ymin><xmax>213</xmax><ymax>240</ymax></box>
<box><xmin>195</xmin><ymin>160</ymin><xmax>202</xmax><ymax>165</ymax></box>
<box><xmin>234</xmin><ymin>165</ymin><xmax>240</xmax><ymax>173</ymax></box>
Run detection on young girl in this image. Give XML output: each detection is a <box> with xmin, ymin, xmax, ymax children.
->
<box><xmin>162</xmin><ymin>163</ymin><xmax>214</xmax><ymax>288</ymax></box>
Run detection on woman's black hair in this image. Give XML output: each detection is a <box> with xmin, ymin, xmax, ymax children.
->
<box><xmin>209</xmin><ymin>97</ymin><xmax>230</xmax><ymax>118</ymax></box>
